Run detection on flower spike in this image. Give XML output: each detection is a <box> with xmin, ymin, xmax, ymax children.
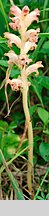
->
<box><xmin>3</xmin><ymin>4</ymin><xmax>44</xmax><ymax>196</ymax></box>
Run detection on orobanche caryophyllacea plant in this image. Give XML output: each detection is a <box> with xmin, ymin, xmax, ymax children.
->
<box><xmin>4</xmin><ymin>5</ymin><xmax>43</xmax><ymax>196</ymax></box>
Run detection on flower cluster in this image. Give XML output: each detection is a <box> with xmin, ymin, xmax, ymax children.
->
<box><xmin>4</xmin><ymin>5</ymin><xmax>43</xmax><ymax>92</ymax></box>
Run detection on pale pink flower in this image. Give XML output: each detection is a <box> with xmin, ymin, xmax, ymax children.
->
<box><xmin>9</xmin><ymin>18</ymin><xmax>21</xmax><ymax>31</ymax></box>
<box><xmin>4</xmin><ymin>50</ymin><xmax>18</xmax><ymax>65</ymax></box>
<box><xmin>26</xmin><ymin>61</ymin><xmax>44</xmax><ymax>76</ymax></box>
<box><xmin>23</xmin><ymin>41</ymin><xmax>37</xmax><ymax>54</ymax></box>
<box><xmin>25</xmin><ymin>28</ymin><xmax>40</xmax><ymax>43</ymax></box>
<box><xmin>8</xmin><ymin>78</ymin><xmax>23</xmax><ymax>91</ymax></box>
<box><xmin>9</xmin><ymin>6</ymin><xmax>40</xmax><ymax>32</ymax></box>
<box><xmin>18</xmin><ymin>53</ymin><xmax>32</xmax><ymax>67</ymax></box>
<box><xmin>10</xmin><ymin>5</ymin><xmax>21</xmax><ymax>17</ymax></box>
<box><xmin>9</xmin><ymin>6</ymin><xmax>24</xmax><ymax>33</ymax></box>
<box><xmin>10</xmin><ymin>5</ymin><xmax>29</xmax><ymax>18</ymax></box>
<box><xmin>5</xmin><ymin>50</ymin><xmax>32</xmax><ymax>68</ymax></box>
<box><xmin>22</xmin><ymin>6</ymin><xmax>29</xmax><ymax>16</ymax></box>
<box><xmin>25</xmin><ymin>8</ymin><xmax>40</xmax><ymax>28</ymax></box>
<box><xmin>4</xmin><ymin>32</ymin><xmax>21</xmax><ymax>48</ymax></box>
<box><xmin>9</xmin><ymin>16</ymin><xmax>24</xmax><ymax>34</ymax></box>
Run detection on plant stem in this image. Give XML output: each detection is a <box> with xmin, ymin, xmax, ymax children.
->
<box><xmin>22</xmin><ymin>70</ymin><xmax>33</xmax><ymax>194</ymax></box>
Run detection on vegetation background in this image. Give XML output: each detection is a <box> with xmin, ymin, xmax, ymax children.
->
<box><xmin>0</xmin><ymin>0</ymin><xmax>49</xmax><ymax>200</ymax></box>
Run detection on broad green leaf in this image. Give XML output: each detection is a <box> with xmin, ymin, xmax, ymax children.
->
<box><xmin>36</xmin><ymin>76</ymin><xmax>49</xmax><ymax>90</ymax></box>
<box><xmin>0</xmin><ymin>120</ymin><xmax>8</xmax><ymax>130</ymax></box>
<box><xmin>37</xmin><ymin>107</ymin><xmax>49</xmax><ymax>124</ymax></box>
<box><xmin>10</xmin><ymin>68</ymin><xmax>20</xmax><ymax>78</ymax></box>
<box><xmin>0</xmin><ymin>132</ymin><xmax>20</xmax><ymax>161</ymax></box>
<box><xmin>39</xmin><ymin>142</ymin><xmax>49</xmax><ymax>162</ymax></box>
<box><xmin>0</xmin><ymin>60</ymin><xmax>8</xmax><ymax>67</ymax></box>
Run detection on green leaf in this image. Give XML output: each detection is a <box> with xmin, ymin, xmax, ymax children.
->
<box><xmin>37</xmin><ymin>107</ymin><xmax>49</xmax><ymax>124</ymax></box>
<box><xmin>42</xmin><ymin>76</ymin><xmax>49</xmax><ymax>90</ymax></box>
<box><xmin>40</xmin><ymin>41</ymin><xmax>49</xmax><ymax>55</ymax></box>
<box><xmin>8</xmin><ymin>121</ymin><xmax>17</xmax><ymax>130</ymax></box>
<box><xmin>29</xmin><ymin>105</ymin><xmax>37</xmax><ymax>117</ymax></box>
<box><xmin>10</xmin><ymin>173</ymin><xmax>25</xmax><ymax>200</ymax></box>
<box><xmin>0</xmin><ymin>60</ymin><xmax>8</xmax><ymax>67</ymax></box>
<box><xmin>29</xmin><ymin>77</ymin><xmax>43</xmax><ymax>106</ymax></box>
<box><xmin>0</xmin><ymin>37</ymin><xmax>7</xmax><ymax>43</ymax></box>
<box><xmin>10</xmin><ymin>68</ymin><xmax>20</xmax><ymax>78</ymax></box>
<box><xmin>37</xmin><ymin>196</ymin><xmax>44</xmax><ymax>200</ymax></box>
<box><xmin>0</xmin><ymin>120</ymin><xmax>8</xmax><ymax>130</ymax></box>
<box><xmin>36</xmin><ymin>76</ymin><xmax>49</xmax><ymax>90</ymax></box>
<box><xmin>0</xmin><ymin>132</ymin><xmax>20</xmax><ymax>161</ymax></box>
<box><xmin>39</xmin><ymin>142</ymin><xmax>49</xmax><ymax>162</ymax></box>
<box><xmin>46</xmin><ymin>193</ymin><xmax>49</xmax><ymax>200</ymax></box>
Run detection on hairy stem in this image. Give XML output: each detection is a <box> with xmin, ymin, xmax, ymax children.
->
<box><xmin>22</xmin><ymin>70</ymin><xmax>33</xmax><ymax>194</ymax></box>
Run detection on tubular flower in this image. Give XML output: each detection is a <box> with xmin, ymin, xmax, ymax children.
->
<box><xmin>23</xmin><ymin>41</ymin><xmax>37</xmax><ymax>54</ymax></box>
<box><xmin>25</xmin><ymin>28</ymin><xmax>40</xmax><ymax>43</ymax></box>
<box><xmin>8</xmin><ymin>78</ymin><xmax>23</xmax><ymax>91</ymax></box>
<box><xmin>9</xmin><ymin>5</ymin><xmax>40</xmax><ymax>33</ymax></box>
<box><xmin>4</xmin><ymin>50</ymin><xmax>18</xmax><ymax>65</ymax></box>
<box><xmin>6</xmin><ymin>77</ymin><xmax>30</xmax><ymax>92</ymax></box>
<box><xmin>26</xmin><ymin>61</ymin><xmax>44</xmax><ymax>76</ymax></box>
<box><xmin>4</xmin><ymin>32</ymin><xmax>21</xmax><ymax>48</ymax></box>
<box><xmin>5</xmin><ymin>50</ymin><xmax>32</xmax><ymax>69</ymax></box>
<box><xmin>24</xmin><ymin>8</ymin><xmax>40</xmax><ymax>28</ymax></box>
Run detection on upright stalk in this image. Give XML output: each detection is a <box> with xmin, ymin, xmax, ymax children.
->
<box><xmin>4</xmin><ymin>4</ymin><xmax>43</xmax><ymax>197</ymax></box>
<box><xmin>21</xmin><ymin>70</ymin><xmax>33</xmax><ymax>194</ymax></box>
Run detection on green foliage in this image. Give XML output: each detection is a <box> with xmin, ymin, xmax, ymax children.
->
<box><xmin>39</xmin><ymin>142</ymin><xmax>49</xmax><ymax>162</ymax></box>
<box><xmin>37</xmin><ymin>107</ymin><xmax>49</xmax><ymax>124</ymax></box>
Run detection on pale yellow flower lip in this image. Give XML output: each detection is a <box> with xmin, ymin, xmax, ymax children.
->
<box><xmin>4</xmin><ymin>32</ymin><xmax>21</xmax><ymax>48</ymax></box>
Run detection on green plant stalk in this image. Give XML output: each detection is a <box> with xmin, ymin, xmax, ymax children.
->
<box><xmin>22</xmin><ymin>70</ymin><xmax>33</xmax><ymax>193</ymax></box>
